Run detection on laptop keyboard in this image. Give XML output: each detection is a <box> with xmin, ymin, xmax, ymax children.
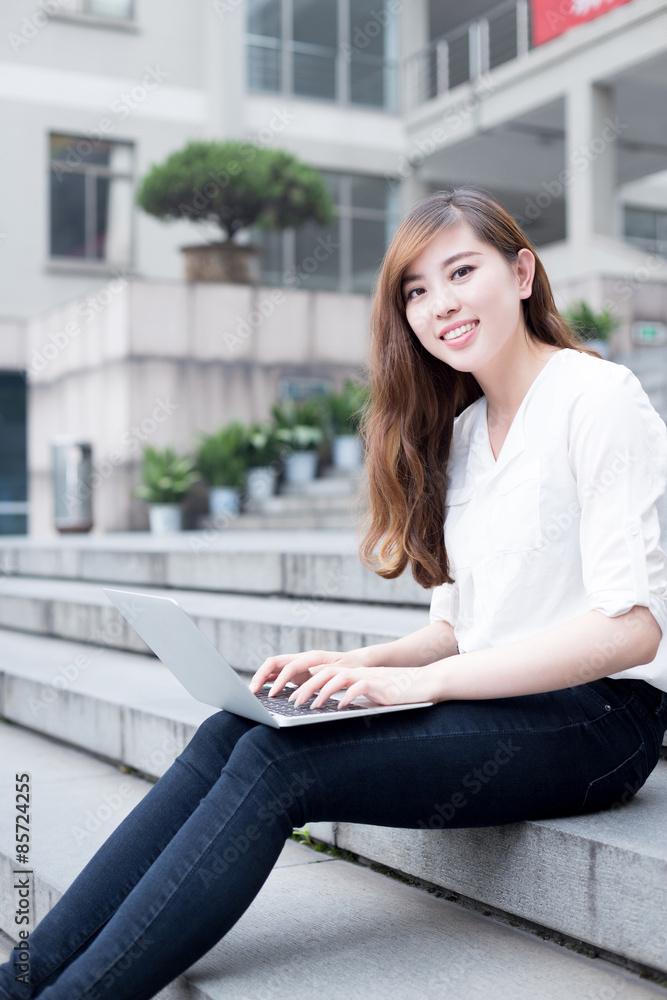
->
<box><xmin>255</xmin><ymin>686</ymin><xmax>365</xmax><ymax>716</ymax></box>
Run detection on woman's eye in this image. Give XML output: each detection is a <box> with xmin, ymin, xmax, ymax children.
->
<box><xmin>405</xmin><ymin>287</ymin><xmax>424</xmax><ymax>302</ymax></box>
<box><xmin>452</xmin><ymin>266</ymin><xmax>474</xmax><ymax>279</ymax></box>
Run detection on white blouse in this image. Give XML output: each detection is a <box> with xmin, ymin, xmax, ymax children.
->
<box><xmin>429</xmin><ymin>348</ymin><xmax>667</xmax><ymax>693</ymax></box>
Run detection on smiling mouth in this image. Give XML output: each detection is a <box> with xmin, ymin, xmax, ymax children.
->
<box><xmin>441</xmin><ymin>320</ymin><xmax>479</xmax><ymax>342</ymax></box>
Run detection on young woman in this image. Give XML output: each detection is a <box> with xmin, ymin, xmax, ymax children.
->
<box><xmin>3</xmin><ymin>187</ymin><xmax>667</xmax><ymax>1000</ymax></box>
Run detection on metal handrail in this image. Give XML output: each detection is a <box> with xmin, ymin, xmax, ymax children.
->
<box><xmin>404</xmin><ymin>0</ymin><xmax>531</xmax><ymax>109</ymax></box>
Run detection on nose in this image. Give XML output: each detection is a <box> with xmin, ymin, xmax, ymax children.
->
<box><xmin>431</xmin><ymin>287</ymin><xmax>460</xmax><ymax>318</ymax></box>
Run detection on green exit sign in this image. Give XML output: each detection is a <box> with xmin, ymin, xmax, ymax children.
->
<box><xmin>631</xmin><ymin>321</ymin><xmax>667</xmax><ymax>346</ymax></box>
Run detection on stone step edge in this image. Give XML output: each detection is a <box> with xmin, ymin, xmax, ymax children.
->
<box><xmin>2</xmin><ymin>638</ymin><xmax>667</xmax><ymax>976</ymax></box>
<box><xmin>0</xmin><ymin>535</ymin><xmax>430</xmax><ymax>608</ymax></box>
<box><xmin>0</xmin><ymin>579</ymin><xmax>425</xmax><ymax>662</ymax></box>
<box><xmin>311</xmin><ymin>833</ymin><xmax>667</xmax><ymax>990</ymax></box>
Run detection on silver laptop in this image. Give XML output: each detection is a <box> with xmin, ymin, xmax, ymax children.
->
<box><xmin>103</xmin><ymin>587</ymin><xmax>433</xmax><ymax>728</ymax></box>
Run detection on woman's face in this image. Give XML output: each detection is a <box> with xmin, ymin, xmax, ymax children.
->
<box><xmin>402</xmin><ymin>222</ymin><xmax>535</xmax><ymax>375</ymax></box>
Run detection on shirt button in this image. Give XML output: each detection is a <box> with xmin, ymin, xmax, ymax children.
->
<box><xmin>629</xmin><ymin>524</ymin><xmax>640</xmax><ymax>536</ymax></box>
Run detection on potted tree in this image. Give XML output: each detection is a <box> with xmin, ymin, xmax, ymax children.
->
<box><xmin>324</xmin><ymin>378</ymin><xmax>369</xmax><ymax>470</ymax></box>
<box><xmin>133</xmin><ymin>446</ymin><xmax>198</xmax><ymax>534</ymax></box>
<box><xmin>194</xmin><ymin>421</ymin><xmax>248</xmax><ymax>517</ymax></box>
<box><xmin>135</xmin><ymin>140</ymin><xmax>336</xmax><ymax>283</ymax></box>
<box><xmin>245</xmin><ymin>422</ymin><xmax>283</xmax><ymax>501</ymax></box>
<box><xmin>271</xmin><ymin>398</ymin><xmax>325</xmax><ymax>485</ymax></box>
<box><xmin>562</xmin><ymin>301</ymin><xmax>619</xmax><ymax>360</ymax></box>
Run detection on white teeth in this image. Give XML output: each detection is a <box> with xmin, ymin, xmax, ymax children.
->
<box><xmin>442</xmin><ymin>321</ymin><xmax>478</xmax><ymax>341</ymax></box>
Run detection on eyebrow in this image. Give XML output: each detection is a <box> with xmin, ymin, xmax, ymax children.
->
<box><xmin>401</xmin><ymin>251</ymin><xmax>483</xmax><ymax>288</ymax></box>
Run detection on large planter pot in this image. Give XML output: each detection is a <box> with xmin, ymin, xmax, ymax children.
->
<box><xmin>181</xmin><ymin>243</ymin><xmax>262</xmax><ymax>284</ymax></box>
<box><xmin>209</xmin><ymin>486</ymin><xmax>241</xmax><ymax>516</ymax></box>
<box><xmin>246</xmin><ymin>466</ymin><xmax>278</xmax><ymax>501</ymax></box>
<box><xmin>283</xmin><ymin>450</ymin><xmax>318</xmax><ymax>485</ymax></box>
<box><xmin>148</xmin><ymin>503</ymin><xmax>182</xmax><ymax>534</ymax></box>
<box><xmin>332</xmin><ymin>434</ymin><xmax>362</xmax><ymax>470</ymax></box>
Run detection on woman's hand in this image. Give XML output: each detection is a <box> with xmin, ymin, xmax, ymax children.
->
<box><xmin>249</xmin><ymin>649</ymin><xmax>372</xmax><ymax>697</ymax></box>
<box><xmin>286</xmin><ymin>662</ymin><xmax>441</xmax><ymax>709</ymax></box>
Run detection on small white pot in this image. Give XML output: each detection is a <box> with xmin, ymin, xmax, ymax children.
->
<box><xmin>209</xmin><ymin>486</ymin><xmax>241</xmax><ymax>516</ymax></box>
<box><xmin>332</xmin><ymin>434</ymin><xmax>362</xmax><ymax>470</ymax></box>
<box><xmin>246</xmin><ymin>466</ymin><xmax>278</xmax><ymax>500</ymax></box>
<box><xmin>148</xmin><ymin>503</ymin><xmax>182</xmax><ymax>534</ymax></box>
<box><xmin>284</xmin><ymin>450</ymin><xmax>318</xmax><ymax>484</ymax></box>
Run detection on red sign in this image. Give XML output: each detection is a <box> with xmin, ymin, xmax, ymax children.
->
<box><xmin>531</xmin><ymin>0</ymin><xmax>635</xmax><ymax>46</ymax></box>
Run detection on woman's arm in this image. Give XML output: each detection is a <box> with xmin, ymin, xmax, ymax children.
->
<box><xmin>424</xmin><ymin>605</ymin><xmax>661</xmax><ymax>703</ymax></box>
<box><xmin>299</xmin><ymin>604</ymin><xmax>661</xmax><ymax>708</ymax></box>
<box><xmin>355</xmin><ymin>619</ymin><xmax>459</xmax><ymax>668</ymax></box>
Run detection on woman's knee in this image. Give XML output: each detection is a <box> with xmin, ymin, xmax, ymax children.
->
<box><xmin>180</xmin><ymin>711</ymin><xmax>256</xmax><ymax>769</ymax></box>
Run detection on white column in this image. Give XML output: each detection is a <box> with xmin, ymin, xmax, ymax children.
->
<box><xmin>565</xmin><ymin>81</ymin><xmax>618</xmax><ymax>250</ymax></box>
<box><xmin>203</xmin><ymin>0</ymin><xmax>247</xmax><ymax>139</ymax></box>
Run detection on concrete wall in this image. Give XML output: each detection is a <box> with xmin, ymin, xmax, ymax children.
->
<box><xmin>25</xmin><ymin>278</ymin><xmax>371</xmax><ymax>536</ymax></box>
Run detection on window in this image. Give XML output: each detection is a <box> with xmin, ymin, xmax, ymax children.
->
<box><xmin>258</xmin><ymin>170</ymin><xmax>399</xmax><ymax>294</ymax></box>
<box><xmin>247</xmin><ymin>0</ymin><xmax>398</xmax><ymax>110</ymax></box>
<box><xmin>0</xmin><ymin>372</ymin><xmax>28</xmax><ymax>536</ymax></box>
<box><xmin>624</xmin><ymin>205</ymin><xmax>667</xmax><ymax>255</ymax></box>
<box><xmin>49</xmin><ymin>134</ymin><xmax>134</xmax><ymax>265</ymax></box>
<box><xmin>57</xmin><ymin>0</ymin><xmax>135</xmax><ymax>18</ymax></box>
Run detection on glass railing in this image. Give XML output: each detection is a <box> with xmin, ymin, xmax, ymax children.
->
<box><xmin>404</xmin><ymin>0</ymin><xmax>531</xmax><ymax>109</ymax></box>
<box><xmin>247</xmin><ymin>34</ymin><xmax>398</xmax><ymax>111</ymax></box>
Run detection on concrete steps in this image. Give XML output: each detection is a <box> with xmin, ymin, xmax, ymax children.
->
<box><xmin>1</xmin><ymin>626</ymin><xmax>667</xmax><ymax>983</ymax></box>
<box><xmin>1</xmin><ymin>530</ymin><xmax>667</xmax><ymax>993</ymax></box>
<box><xmin>0</xmin><ymin>531</ymin><xmax>428</xmax><ymax>605</ymax></box>
<box><xmin>2</xmin><ymin>721</ymin><xmax>666</xmax><ymax>999</ymax></box>
<box><xmin>0</xmin><ymin>575</ymin><xmax>427</xmax><ymax>666</ymax></box>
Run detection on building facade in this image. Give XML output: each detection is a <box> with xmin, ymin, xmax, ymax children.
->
<box><xmin>1</xmin><ymin>0</ymin><xmax>666</xmax><ymax>534</ymax></box>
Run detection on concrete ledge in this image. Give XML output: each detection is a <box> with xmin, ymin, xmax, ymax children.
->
<box><xmin>0</xmin><ymin>577</ymin><xmax>428</xmax><ymax>663</ymax></box>
<box><xmin>0</xmin><ymin>531</ymin><xmax>430</xmax><ymax>606</ymax></box>
<box><xmin>308</xmin><ymin>770</ymin><xmax>667</xmax><ymax>975</ymax></box>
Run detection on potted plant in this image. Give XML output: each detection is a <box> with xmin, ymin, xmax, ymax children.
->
<box><xmin>324</xmin><ymin>378</ymin><xmax>369</xmax><ymax>470</ymax></box>
<box><xmin>562</xmin><ymin>301</ymin><xmax>619</xmax><ymax>360</ymax></box>
<box><xmin>135</xmin><ymin>141</ymin><xmax>336</xmax><ymax>284</ymax></box>
<box><xmin>271</xmin><ymin>398</ymin><xmax>325</xmax><ymax>485</ymax></box>
<box><xmin>194</xmin><ymin>421</ymin><xmax>248</xmax><ymax>517</ymax></box>
<box><xmin>133</xmin><ymin>446</ymin><xmax>198</xmax><ymax>534</ymax></box>
<box><xmin>245</xmin><ymin>422</ymin><xmax>283</xmax><ymax>501</ymax></box>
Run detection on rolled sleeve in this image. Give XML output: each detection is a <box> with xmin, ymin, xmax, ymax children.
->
<box><xmin>429</xmin><ymin>578</ymin><xmax>459</xmax><ymax>627</ymax></box>
<box><xmin>568</xmin><ymin>368</ymin><xmax>667</xmax><ymax>637</ymax></box>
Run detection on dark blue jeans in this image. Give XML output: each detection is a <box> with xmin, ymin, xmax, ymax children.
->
<box><xmin>1</xmin><ymin>677</ymin><xmax>666</xmax><ymax>1000</ymax></box>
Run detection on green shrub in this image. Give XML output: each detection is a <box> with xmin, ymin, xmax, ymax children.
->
<box><xmin>194</xmin><ymin>422</ymin><xmax>249</xmax><ymax>489</ymax></box>
<box><xmin>562</xmin><ymin>301</ymin><xmax>619</xmax><ymax>343</ymax></box>
<box><xmin>324</xmin><ymin>378</ymin><xmax>370</xmax><ymax>436</ymax></box>
<box><xmin>133</xmin><ymin>446</ymin><xmax>198</xmax><ymax>504</ymax></box>
<box><xmin>136</xmin><ymin>140</ymin><xmax>336</xmax><ymax>241</ymax></box>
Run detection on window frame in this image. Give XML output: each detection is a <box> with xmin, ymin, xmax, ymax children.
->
<box><xmin>258</xmin><ymin>169</ymin><xmax>399</xmax><ymax>294</ymax></box>
<box><xmin>247</xmin><ymin>0</ymin><xmax>398</xmax><ymax>111</ymax></box>
<box><xmin>47</xmin><ymin>132</ymin><xmax>136</xmax><ymax>270</ymax></box>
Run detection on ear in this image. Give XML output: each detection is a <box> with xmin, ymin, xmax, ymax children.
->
<box><xmin>516</xmin><ymin>248</ymin><xmax>535</xmax><ymax>300</ymax></box>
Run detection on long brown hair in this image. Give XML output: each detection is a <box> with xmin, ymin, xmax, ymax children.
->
<box><xmin>356</xmin><ymin>186</ymin><xmax>601</xmax><ymax>589</ymax></box>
